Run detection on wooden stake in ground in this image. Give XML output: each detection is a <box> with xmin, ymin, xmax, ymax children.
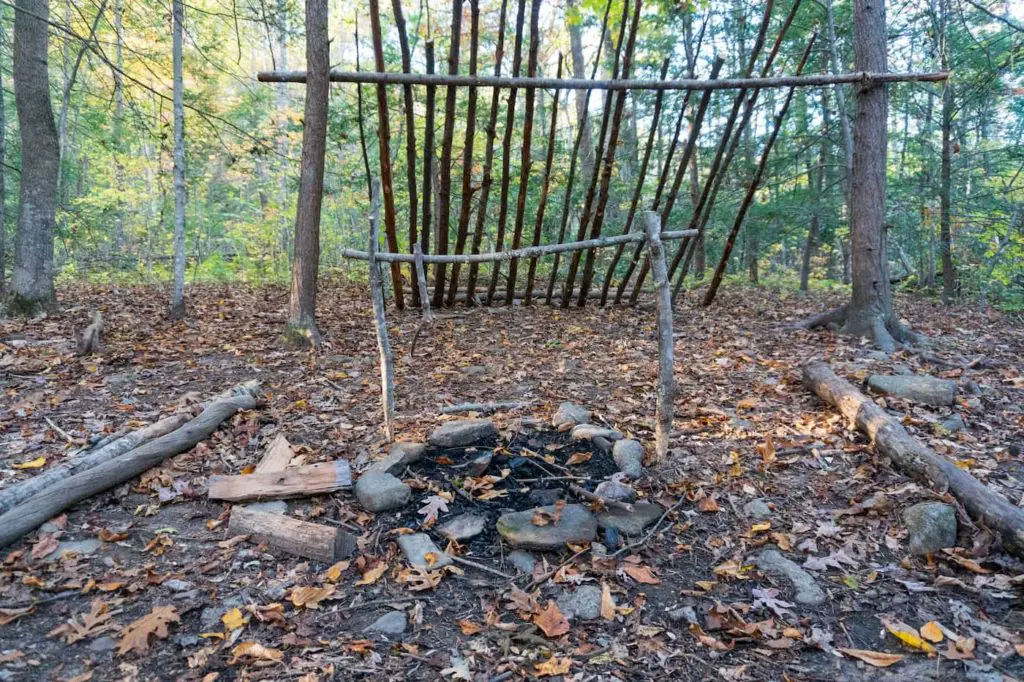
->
<box><xmin>368</xmin><ymin>185</ymin><xmax>396</xmax><ymax>441</ymax></box>
<box><xmin>0</xmin><ymin>382</ymin><xmax>260</xmax><ymax>549</ymax></box>
<box><xmin>228</xmin><ymin>506</ymin><xmax>356</xmax><ymax>563</ymax></box>
<box><xmin>643</xmin><ymin>212</ymin><xmax>675</xmax><ymax>463</ymax></box>
<box><xmin>802</xmin><ymin>360</ymin><xmax>1024</xmax><ymax>558</ymax></box>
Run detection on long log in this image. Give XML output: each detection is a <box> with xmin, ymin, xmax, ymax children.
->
<box><xmin>0</xmin><ymin>382</ymin><xmax>260</xmax><ymax>549</ymax></box>
<box><xmin>644</xmin><ymin>212</ymin><xmax>675</xmax><ymax>463</ymax></box>
<box><xmin>258</xmin><ymin>70</ymin><xmax>949</xmax><ymax>90</ymax></box>
<box><xmin>228</xmin><ymin>506</ymin><xmax>356</xmax><ymax>563</ymax></box>
<box><xmin>0</xmin><ymin>414</ymin><xmax>187</xmax><ymax>515</ymax></box>
<box><xmin>802</xmin><ymin>361</ymin><xmax>1024</xmax><ymax>558</ymax></box>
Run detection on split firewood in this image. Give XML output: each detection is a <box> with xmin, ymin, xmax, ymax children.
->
<box><xmin>75</xmin><ymin>312</ymin><xmax>103</xmax><ymax>356</ymax></box>
<box><xmin>254</xmin><ymin>434</ymin><xmax>295</xmax><ymax>474</ymax></box>
<box><xmin>802</xmin><ymin>360</ymin><xmax>1024</xmax><ymax>558</ymax></box>
<box><xmin>228</xmin><ymin>506</ymin><xmax>356</xmax><ymax>563</ymax></box>
<box><xmin>208</xmin><ymin>460</ymin><xmax>352</xmax><ymax>502</ymax></box>
<box><xmin>0</xmin><ymin>381</ymin><xmax>261</xmax><ymax>548</ymax></box>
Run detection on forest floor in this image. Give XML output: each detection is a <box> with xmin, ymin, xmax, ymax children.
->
<box><xmin>0</xmin><ymin>281</ymin><xmax>1022</xmax><ymax>682</ymax></box>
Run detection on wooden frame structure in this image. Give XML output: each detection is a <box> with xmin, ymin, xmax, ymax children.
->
<box><xmin>260</xmin><ymin>0</ymin><xmax>947</xmax><ymax>449</ymax></box>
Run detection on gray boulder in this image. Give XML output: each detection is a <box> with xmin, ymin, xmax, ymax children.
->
<box><xmin>612</xmin><ymin>439</ymin><xmax>645</xmax><ymax>478</ymax></box>
<box><xmin>368</xmin><ymin>610</ymin><xmax>408</xmax><ymax>636</ymax></box>
<box><xmin>902</xmin><ymin>502</ymin><xmax>957</xmax><ymax>555</ymax></box>
<box><xmin>367</xmin><ymin>442</ymin><xmax>426</xmax><ymax>476</ymax></box>
<box><xmin>556</xmin><ymin>585</ymin><xmax>602</xmax><ymax>620</ymax></box>
<box><xmin>355</xmin><ymin>471</ymin><xmax>411</xmax><ymax>512</ymax></box>
<box><xmin>596</xmin><ymin>503</ymin><xmax>662</xmax><ymax>536</ymax></box>
<box><xmin>436</xmin><ymin>513</ymin><xmax>486</xmax><ymax>542</ymax></box>
<box><xmin>867</xmin><ymin>375</ymin><xmax>957</xmax><ymax>407</ymax></box>
<box><xmin>742</xmin><ymin>498</ymin><xmax>772</xmax><ymax>520</ymax></box>
<box><xmin>938</xmin><ymin>414</ymin><xmax>967</xmax><ymax>434</ymax></box>
<box><xmin>507</xmin><ymin>550</ymin><xmax>536</xmax><ymax>574</ymax></box>
<box><xmin>397</xmin><ymin>533</ymin><xmax>452</xmax><ymax>568</ymax></box>
<box><xmin>428</xmin><ymin>419</ymin><xmax>498</xmax><ymax>448</ymax></box>
<box><xmin>552</xmin><ymin>402</ymin><xmax>591</xmax><ymax>429</ymax></box>
<box><xmin>496</xmin><ymin>504</ymin><xmax>597</xmax><ymax>550</ymax></box>
<box><xmin>755</xmin><ymin>549</ymin><xmax>826</xmax><ymax>605</ymax></box>
<box><xmin>594</xmin><ymin>479</ymin><xmax>635</xmax><ymax>503</ymax></box>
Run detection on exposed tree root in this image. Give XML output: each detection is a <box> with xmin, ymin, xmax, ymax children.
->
<box><xmin>799</xmin><ymin>303</ymin><xmax>928</xmax><ymax>353</ymax></box>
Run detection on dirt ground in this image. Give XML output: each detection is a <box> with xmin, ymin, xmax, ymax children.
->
<box><xmin>0</xmin><ymin>282</ymin><xmax>1022</xmax><ymax>681</ymax></box>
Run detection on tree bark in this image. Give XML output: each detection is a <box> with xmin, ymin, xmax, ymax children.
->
<box><xmin>9</xmin><ymin>0</ymin><xmax>59</xmax><ymax>315</ymax></box>
<box><xmin>644</xmin><ymin>212</ymin><xmax>675</xmax><ymax>464</ymax></box>
<box><xmin>939</xmin><ymin>6</ymin><xmax>955</xmax><ymax>305</ymax></box>
<box><xmin>285</xmin><ymin>0</ymin><xmax>328</xmax><ymax>344</ymax></box>
<box><xmin>392</xmin><ymin>0</ymin><xmax>419</xmax><ymax>300</ymax></box>
<box><xmin>803</xmin><ymin>361</ymin><xmax>1024</xmax><ymax>559</ymax></box>
<box><xmin>169</xmin><ymin>0</ymin><xmax>187</xmax><ymax>319</ymax></box>
<box><xmin>566</xmin><ymin>0</ymin><xmax>597</xmax><ymax>194</ymax></box>
<box><xmin>0</xmin><ymin>15</ymin><xmax>7</xmax><ymax>293</ymax></box>
<box><xmin>367</xmin><ymin>187</ymin><xmax>395</xmax><ymax>442</ymax></box>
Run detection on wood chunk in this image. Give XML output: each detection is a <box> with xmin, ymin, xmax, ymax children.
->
<box><xmin>228</xmin><ymin>506</ymin><xmax>356</xmax><ymax>563</ymax></box>
<box><xmin>255</xmin><ymin>434</ymin><xmax>294</xmax><ymax>474</ymax></box>
<box><xmin>208</xmin><ymin>461</ymin><xmax>352</xmax><ymax>502</ymax></box>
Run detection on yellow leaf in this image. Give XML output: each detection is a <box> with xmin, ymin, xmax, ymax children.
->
<box><xmin>12</xmin><ymin>457</ymin><xmax>46</xmax><ymax>469</ymax></box>
<box><xmin>750</xmin><ymin>521</ymin><xmax>772</xmax><ymax>533</ymax></box>
<box><xmin>221</xmin><ymin>608</ymin><xmax>246</xmax><ymax>631</ymax></box>
<box><xmin>289</xmin><ymin>585</ymin><xmax>335</xmax><ymax>609</ymax></box>
<box><xmin>920</xmin><ymin>621</ymin><xmax>944</xmax><ymax>643</ymax></box>
<box><xmin>355</xmin><ymin>563</ymin><xmax>388</xmax><ymax>586</ymax></box>
<box><xmin>838</xmin><ymin>648</ymin><xmax>905</xmax><ymax>667</ymax></box>
<box><xmin>229</xmin><ymin>641</ymin><xmax>284</xmax><ymax>664</ymax></box>
<box><xmin>535</xmin><ymin>656</ymin><xmax>573</xmax><ymax>677</ymax></box>
<box><xmin>883</xmin><ymin>619</ymin><xmax>936</xmax><ymax>653</ymax></box>
<box><xmin>325</xmin><ymin>560</ymin><xmax>350</xmax><ymax>582</ymax></box>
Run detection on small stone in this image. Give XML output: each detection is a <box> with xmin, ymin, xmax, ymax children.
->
<box><xmin>55</xmin><ymin>539</ymin><xmax>102</xmax><ymax>558</ymax></box>
<box><xmin>368</xmin><ymin>610</ymin><xmax>408</xmax><ymax>636</ymax></box>
<box><xmin>428</xmin><ymin>419</ymin><xmax>498</xmax><ymax>448</ymax></box>
<box><xmin>164</xmin><ymin>579</ymin><xmax>194</xmax><ymax>593</ymax></box>
<box><xmin>596</xmin><ymin>503</ymin><xmax>662</xmax><ymax>536</ymax></box>
<box><xmin>938</xmin><ymin>414</ymin><xmax>967</xmax><ymax>434</ymax></box>
<box><xmin>496</xmin><ymin>504</ymin><xmax>597</xmax><ymax>550</ymax></box>
<box><xmin>902</xmin><ymin>502</ymin><xmax>957</xmax><ymax>555</ymax></box>
<box><xmin>861</xmin><ymin>350</ymin><xmax>890</xmax><ymax>361</ymax></box>
<box><xmin>88</xmin><ymin>636</ymin><xmax>117</xmax><ymax>652</ymax></box>
<box><xmin>461</xmin><ymin>365</ymin><xmax>490</xmax><ymax>377</ymax></box>
<box><xmin>962</xmin><ymin>380</ymin><xmax>982</xmax><ymax>396</ymax></box>
<box><xmin>437</xmin><ymin>514</ymin><xmax>487</xmax><ymax>542</ymax></box>
<box><xmin>594</xmin><ymin>480</ymin><xmax>635</xmax><ymax>503</ymax></box>
<box><xmin>507</xmin><ymin>550</ymin><xmax>536</xmax><ymax>574</ymax></box>
<box><xmin>867</xmin><ymin>375</ymin><xmax>958</xmax><ymax>407</ymax></box>
<box><xmin>556</xmin><ymin>585</ymin><xmax>602</xmax><ymax>620</ymax></box>
<box><xmin>742</xmin><ymin>498</ymin><xmax>772</xmax><ymax>520</ymax></box>
<box><xmin>247</xmin><ymin>500</ymin><xmax>287</xmax><ymax>515</ymax></box>
<box><xmin>729</xmin><ymin>418</ymin><xmax>754</xmax><ymax>432</ymax></box>
<box><xmin>552</xmin><ymin>402</ymin><xmax>591</xmax><ymax>429</ymax></box>
<box><xmin>355</xmin><ymin>472</ymin><xmax>411</xmax><ymax>512</ymax></box>
<box><xmin>612</xmin><ymin>440</ymin><xmax>645</xmax><ymax>478</ymax></box>
<box><xmin>466</xmin><ymin>452</ymin><xmax>493</xmax><ymax>476</ymax></box>
<box><xmin>667</xmin><ymin>605</ymin><xmax>698</xmax><ymax>624</ymax></box>
<box><xmin>368</xmin><ymin>442</ymin><xmax>426</xmax><ymax>476</ymax></box>
<box><xmin>571</xmin><ymin>424</ymin><xmax>624</xmax><ymax>442</ymax></box>
<box><xmin>754</xmin><ymin>549</ymin><xmax>826</xmax><ymax>605</ymax></box>
<box><xmin>397</xmin><ymin>533</ymin><xmax>452</xmax><ymax>568</ymax></box>
<box><xmin>528</xmin><ymin>488</ymin><xmax>563</xmax><ymax>506</ymax></box>
<box><xmin>591</xmin><ymin>542</ymin><xmax>608</xmax><ymax>556</ymax></box>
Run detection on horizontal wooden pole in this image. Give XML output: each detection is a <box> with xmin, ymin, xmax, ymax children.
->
<box><xmin>342</xmin><ymin>229</ymin><xmax>697</xmax><ymax>264</ymax></box>
<box><xmin>258</xmin><ymin>70</ymin><xmax>949</xmax><ymax>91</ymax></box>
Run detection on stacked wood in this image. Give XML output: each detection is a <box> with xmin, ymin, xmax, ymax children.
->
<box><xmin>802</xmin><ymin>361</ymin><xmax>1024</xmax><ymax>558</ymax></box>
<box><xmin>0</xmin><ymin>381</ymin><xmax>260</xmax><ymax>548</ymax></box>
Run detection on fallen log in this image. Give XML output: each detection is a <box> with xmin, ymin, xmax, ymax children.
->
<box><xmin>802</xmin><ymin>360</ymin><xmax>1024</xmax><ymax>558</ymax></box>
<box><xmin>0</xmin><ymin>381</ymin><xmax>260</xmax><ymax>549</ymax></box>
<box><xmin>0</xmin><ymin>414</ymin><xmax>189</xmax><ymax>515</ymax></box>
<box><xmin>227</xmin><ymin>506</ymin><xmax>356</xmax><ymax>563</ymax></box>
<box><xmin>440</xmin><ymin>400</ymin><xmax>531</xmax><ymax>415</ymax></box>
<box><xmin>208</xmin><ymin>460</ymin><xmax>352</xmax><ymax>502</ymax></box>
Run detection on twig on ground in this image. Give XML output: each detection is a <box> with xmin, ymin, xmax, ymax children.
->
<box><xmin>44</xmin><ymin>417</ymin><xmax>78</xmax><ymax>444</ymax></box>
<box><xmin>440</xmin><ymin>400</ymin><xmax>532</xmax><ymax>415</ymax></box>
<box><xmin>451</xmin><ymin>555</ymin><xmax>513</xmax><ymax>579</ymax></box>
<box><xmin>0</xmin><ymin>589</ymin><xmax>82</xmax><ymax>610</ymax></box>
<box><xmin>569</xmin><ymin>483</ymin><xmax>634</xmax><ymax>512</ymax></box>
<box><xmin>610</xmin><ymin>499</ymin><xmax>685</xmax><ymax>558</ymax></box>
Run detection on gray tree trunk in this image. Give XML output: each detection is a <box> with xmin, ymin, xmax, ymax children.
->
<box><xmin>285</xmin><ymin>0</ymin><xmax>328</xmax><ymax>345</ymax></box>
<box><xmin>0</xmin><ymin>14</ymin><xmax>7</xmax><ymax>293</ymax></box>
<box><xmin>9</xmin><ymin>0</ymin><xmax>59</xmax><ymax>314</ymax></box>
<box><xmin>112</xmin><ymin>0</ymin><xmax>125</xmax><ymax>254</ymax></box>
<box><xmin>169</xmin><ymin>0</ymin><xmax>187</xmax><ymax>319</ymax></box>
<box><xmin>939</xmin><ymin>0</ymin><xmax>955</xmax><ymax>304</ymax></box>
<box><xmin>566</xmin><ymin>0</ymin><xmax>597</xmax><ymax>188</ymax></box>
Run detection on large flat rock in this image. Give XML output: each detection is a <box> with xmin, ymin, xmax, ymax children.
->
<box><xmin>596</xmin><ymin>503</ymin><xmax>662</xmax><ymax>536</ymax></box>
<box><xmin>867</xmin><ymin>374</ymin><xmax>957</xmax><ymax>407</ymax></box>
<box><xmin>496</xmin><ymin>504</ymin><xmax>597</xmax><ymax>550</ymax></box>
<box><xmin>428</xmin><ymin>419</ymin><xmax>498</xmax><ymax>448</ymax></box>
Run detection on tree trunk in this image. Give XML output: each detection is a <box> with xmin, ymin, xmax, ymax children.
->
<box><xmin>939</xmin><ymin>9</ymin><xmax>954</xmax><ymax>305</ymax></box>
<box><xmin>169</xmin><ymin>0</ymin><xmax>187</xmax><ymax>319</ymax></box>
<box><xmin>9</xmin><ymin>0</ymin><xmax>59</xmax><ymax>315</ymax></box>
<box><xmin>112</xmin><ymin>0</ymin><xmax>125</xmax><ymax>255</ymax></box>
<box><xmin>0</xmin><ymin>15</ymin><xmax>7</xmax><ymax>293</ymax></box>
<box><xmin>566</xmin><ymin>0</ymin><xmax>597</xmax><ymax>192</ymax></box>
<box><xmin>285</xmin><ymin>0</ymin><xmax>328</xmax><ymax>344</ymax></box>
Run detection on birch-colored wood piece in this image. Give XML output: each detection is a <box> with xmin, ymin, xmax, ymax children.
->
<box><xmin>228</xmin><ymin>506</ymin><xmax>356</xmax><ymax>563</ymax></box>
<box><xmin>209</xmin><ymin>461</ymin><xmax>352</xmax><ymax>502</ymax></box>
<box><xmin>643</xmin><ymin>212</ymin><xmax>675</xmax><ymax>463</ymax></box>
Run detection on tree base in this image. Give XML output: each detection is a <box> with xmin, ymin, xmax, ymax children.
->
<box><xmin>4</xmin><ymin>292</ymin><xmax>58</xmax><ymax>318</ymax></box>
<box><xmin>800</xmin><ymin>304</ymin><xmax>926</xmax><ymax>353</ymax></box>
<box><xmin>281</xmin><ymin>322</ymin><xmax>321</xmax><ymax>349</ymax></box>
<box><xmin>168</xmin><ymin>300</ymin><xmax>187</xmax><ymax>321</ymax></box>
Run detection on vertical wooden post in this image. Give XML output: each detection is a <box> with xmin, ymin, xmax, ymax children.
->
<box><xmin>391</xmin><ymin>0</ymin><xmax>420</xmax><ymax>305</ymax></box>
<box><xmin>413</xmin><ymin>244</ymin><xmax>433</xmax><ymax>321</ymax></box>
<box><xmin>643</xmin><ymin>211</ymin><xmax>674</xmax><ymax>464</ymax></box>
<box><xmin>421</xmin><ymin>42</ymin><xmax>436</xmax><ymax>260</ymax></box>
<box><xmin>368</xmin><ymin>185</ymin><xmax>396</xmax><ymax>442</ymax></box>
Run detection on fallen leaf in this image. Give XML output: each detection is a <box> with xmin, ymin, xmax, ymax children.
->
<box><xmin>289</xmin><ymin>585</ymin><xmax>335</xmax><ymax>609</ymax></box>
<box><xmin>355</xmin><ymin>562</ymin><xmax>388</xmax><ymax>586</ymax></box>
<box><xmin>535</xmin><ymin>655</ymin><xmax>573</xmax><ymax>677</ymax></box>
<box><xmin>533</xmin><ymin>600</ymin><xmax>570</xmax><ymax>637</ymax></box>
<box><xmin>600</xmin><ymin>582</ymin><xmax>616</xmax><ymax>621</ymax></box>
<box><xmin>919</xmin><ymin>621</ymin><xmax>943</xmax><ymax>643</ymax></box>
<box><xmin>690</xmin><ymin>623</ymin><xmax>734</xmax><ymax>651</ymax></box>
<box><xmin>325</xmin><ymin>560</ymin><xmax>350</xmax><ymax>582</ymax></box>
<box><xmin>418</xmin><ymin>495</ymin><xmax>450</xmax><ymax>527</ymax></box>
<box><xmin>48</xmin><ymin>599</ymin><xmax>117</xmax><ymax>644</ymax></box>
<box><xmin>882</xmin><ymin>618</ymin><xmax>936</xmax><ymax>653</ymax></box>
<box><xmin>565</xmin><ymin>452</ymin><xmax>591</xmax><ymax>466</ymax></box>
<box><xmin>118</xmin><ymin>605</ymin><xmax>180</xmax><ymax>656</ymax></box>
<box><xmin>13</xmin><ymin>457</ymin><xmax>46</xmax><ymax>469</ymax></box>
<box><xmin>457</xmin><ymin>619</ymin><xmax>482</xmax><ymax>635</ymax></box>
<box><xmin>221</xmin><ymin>608</ymin><xmax>246</xmax><ymax>631</ymax></box>
<box><xmin>0</xmin><ymin>606</ymin><xmax>33</xmax><ymax>626</ymax></box>
<box><xmin>697</xmin><ymin>496</ymin><xmax>720</xmax><ymax>513</ymax></box>
<box><xmin>229</xmin><ymin>641</ymin><xmax>284</xmax><ymax>664</ymax></box>
<box><xmin>398</xmin><ymin>566</ymin><xmax>442</xmax><ymax>591</ymax></box>
<box><xmin>838</xmin><ymin>648</ymin><xmax>904</xmax><ymax>667</ymax></box>
<box><xmin>622</xmin><ymin>563</ymin><xmax>661</xmax><ymax>585</ymax></box>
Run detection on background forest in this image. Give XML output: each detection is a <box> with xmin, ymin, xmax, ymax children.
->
<box><xmin>0</xmin><ymin>0</ymin><xmax>1021</xmax><ymax>309</ymax></box>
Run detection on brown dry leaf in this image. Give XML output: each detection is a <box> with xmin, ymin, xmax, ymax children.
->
<box><xmin>622</xmin><ymin>563</ymin><xmax>661</xmax><ymax>585</ymax></box>
<box><xmin>398</xmin><ymin>567</ymin><xmax>442</xmax><ymax>591</ymax></box>
<box><xmin>565</xmin><ymin>452</ymin><xmax>591</xmax><ymax>467</ymax></box>
<box><xmin>98</xmin><ymin>528</ymin><xmax>129</xmax><ymax>543</ymax></box>
<box><xmin>838</xmin><ymin>648</ymin><xmax>905</xmax><ymax>668</ymax></box>
<box><xmin>48</xmin><ymin>599</ymin><xmax>117</xmax><ymax>644</ymax></box>
<box><xmin>118</xmin><ymin>605</ymin><xmax>180</xmax><ymax>656</ymax></box>
<box><xmin>504</xmin><ymin>587</ymin><xmax>541</xmax><ymax>616</ymax></box>
<box><xmin>600</xmin><ymin>583</ymin><xmax>616</xmax><ymax>621</ymax></box>
<box><xmin>534</xmin><ymin>655</ymin><xmax>573</xmax><ymax>677</ymax></box>
<box><xmin>355</xmin><ymin>562</ymin><xmax>388</xmax><ymax>586</ymax></box>
<box><xmin>229</xmin><ymin>641</ymin><xmax>284</xmax><ymax>664</ymax></box>
<box><xmin>533</xmin><ymin>600</ymin><xmax>570</xmax><ymax>638</ymax></box>
<box><xmin>457</xmin><ymin>619</ymin><xmax>482</xmax><ymax>635</ymax></box>
<box><xmin>919</xmin><ymin>621</ymin><xmax>943</xmax><ymax>643</ymax></box>
<box><xmin>940</xmin><ymin>549</ymin><xmax>990</xmax><ymax>574</ymax></box>
<box><xmin>698</xmin><ymin>496</ymin><xmax>720</xmax><ymax>513</ymax></box>
<box><xmin>0</xmin><ymin>606</ymin><xmax>34</xmax><ymax>626</ymax></box>
<box><xmin>96</xmin><ymin>582</ymin><xmax>124</xmax><ymax>592</ymax></box>
<box><xmin>418</xmin><ymin>495</ymin><xmax>450</xmax><ymax>527</ymax></box>
<box><xmin>289</xmin><ymin>585</ymin><xmax>336</xmax><ymax>609</ymax></box>
<box><xmin>689</xmin><ymin>623</ymin><xmax>734</xmax><ymax>651</ymax></box>
<box><xmin>31</xmin><ymin>534</ymin><xmax>60</xmax><ymax>560</ymax></box>
<box><xmin>324</xmin><ymin>560</ymin><xmax>350</xmax><ymax>582</ymax></box>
